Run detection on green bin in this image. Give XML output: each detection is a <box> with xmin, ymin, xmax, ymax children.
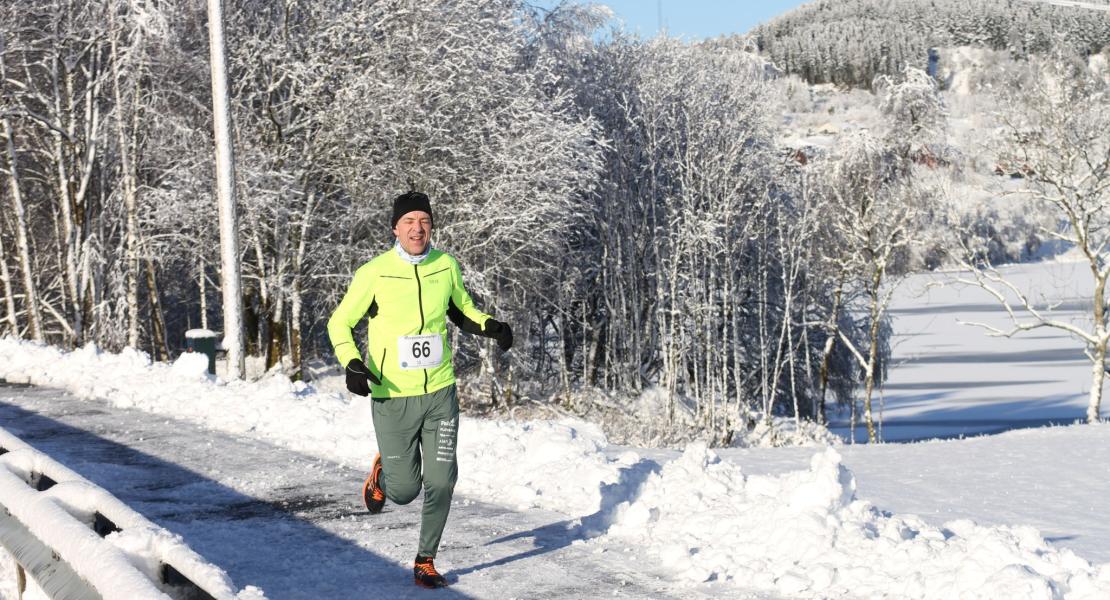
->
<box><xmin>185</xmin><ymin>329</ymin><xmax>219</xmax><ymax>375</ymax></box>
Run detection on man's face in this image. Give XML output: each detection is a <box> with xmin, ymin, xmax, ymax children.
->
<box><xmin>393</xmin><ymin>210</ymin><xmax>432</xmax><ymax>256</ymax></box>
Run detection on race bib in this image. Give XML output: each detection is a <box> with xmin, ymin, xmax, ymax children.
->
<box><xmin>397</xmin><ymin>334</ymin><xmax>444</xmax><ymax>370</ymax></box>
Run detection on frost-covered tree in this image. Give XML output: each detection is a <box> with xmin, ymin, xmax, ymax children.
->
<box><xmin>813</xmin><ymin>132</ymin><xmax>919</xmax><ymax>443</ymax></box>
<box><xmin>197</xmin><ymin>0</ymin><xmax>603</xmax><ymax>387</ymax></box>
<box><xmin>544</xmin><ymin>32</ymin><xmax>867</xmax><ymax>444</ymax></box>
<box><xmin>0</xmin><ymin>219</ymin><xmax>17</xmax><ymax>336</ymax></box>
<box><xmin>875</xmin><ymin>66</ymin><xmax>947</xmax><ymax>159</ymax></box>
<box><xmin>1</xmin><ymin>108</ymin><xmax>42</xmax><ymax>342</ymax></box>
<box><xmin>1</xmin><ymin>2</ymin><xmax>102</xmax><ymax>344</ymax></box>
<box><xmin>0</xmin><ymin>0</ymin><xmax>217</xmax><ymax>357</ymax></box>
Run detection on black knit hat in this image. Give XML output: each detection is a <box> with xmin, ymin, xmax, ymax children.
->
<box><xmin>390</xmin><ymin>191</ymin><xmax>433</xmax><ymax>229</ymax></box>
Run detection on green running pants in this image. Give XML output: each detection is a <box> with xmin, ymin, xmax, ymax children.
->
<box><xmin>371</xmin><ymin>383</ymin><xmax>459</xmax><ymax>558</ymax></box>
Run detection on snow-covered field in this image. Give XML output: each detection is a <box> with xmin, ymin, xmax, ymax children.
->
<box><xmin>843</xmin><ymin>259</ymin><xmax>1096</xmax><ymax>442</ymax></box>
<box><xmin>2</xmin><ymin>259</ymin><xmax>1109</xmax><ymax>599</ymax></box>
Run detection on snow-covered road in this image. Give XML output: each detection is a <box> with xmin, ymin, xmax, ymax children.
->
<box><xmin>0</xmin><ymin>380</ymin><xmax>731</xmax><ymax>599</ymax></box>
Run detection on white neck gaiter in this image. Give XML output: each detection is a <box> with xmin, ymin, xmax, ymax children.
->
<box><xmin>395</xmin><ymin>239</ymin><xmax>431</xmax><ymax>265</ymax></box>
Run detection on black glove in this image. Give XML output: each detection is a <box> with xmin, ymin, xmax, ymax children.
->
<box><xmin>345</xmin><ymin>358</ymin><xmax>381</xmax><ymax>396</ymax></box>
<box><xmin>483</xmin><ymin>318</ymin><xmax>513</xmax><ymax>352</ymax></box>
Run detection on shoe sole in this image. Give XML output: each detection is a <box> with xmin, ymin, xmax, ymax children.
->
<box><xmin>414</xmin><ymin>577</ymin><xmax>449</xmax><ymax>588</ymax></box>
<box><xmin>362</xmin><ymin>454</ymin><xmax>385</xmax><ymax>514</ymax></box>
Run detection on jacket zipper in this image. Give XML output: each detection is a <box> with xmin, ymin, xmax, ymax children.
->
<box><xmin>378</xmin><ymin>347</ymin><xmax>387</xmax><ymax>385</ymax></box>
<box><xmin>414</xmin><ymin>264</ymin><xmax>428</xmax><ymax>394</ymax></box>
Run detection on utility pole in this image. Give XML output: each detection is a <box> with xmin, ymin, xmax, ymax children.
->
<box><xmin>206</xmin><ymin>0</ymin><xmax>244</xmax><ymax>379</ymax></box>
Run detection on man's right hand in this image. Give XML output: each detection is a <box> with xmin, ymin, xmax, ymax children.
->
<box><xmin>345</xmin><ymin>358</ymin><xmax>381</xmax><ymax>396</ymax></box>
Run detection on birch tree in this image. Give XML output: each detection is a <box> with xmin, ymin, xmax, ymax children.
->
<box><xmin>0</xmin><ymin>97</ymin><xmax>44</xmax><ymax>342</ymax></box>
<box><xmin>22</xmin><ymin>2</ymin><xmax>111</xmax><ymax>346</ymax></box>
<box><xmin>4</xmin><ymin>1</ymin><xmax>103</xmax><ymax>347</ymax></box>
<box><xmin>553</xmin><ymin>34</ymin><xmax>861</xmax><ymax>443</ymax></box>
<box><xmin>816</xmin><ymin>132</ymin><xmax>918</xmax><ymax>443</ymax></box>
<box><xmin>0</xmin><ymin>217</ymin><xmax>16</xmax><ymax>335</ymax></box>
<box><xmin>108</xmin><ymin>4</ymin><xmax>142</xmax><ymax>349</ymax></box>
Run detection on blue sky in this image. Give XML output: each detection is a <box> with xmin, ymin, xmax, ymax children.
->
<box><xmin>536</xmin><ymin>1</ymin><xmax>811</xmax><ymax>39</ymax></box>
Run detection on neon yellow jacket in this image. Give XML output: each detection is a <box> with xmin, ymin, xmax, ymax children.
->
<box><xmin>328</xmin><ymin>247</ymin><xmax>491</xmax><ymax>398</ymax></box>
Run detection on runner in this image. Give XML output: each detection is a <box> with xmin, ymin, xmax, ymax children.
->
<box><xmin>327</xmin><ymin>191</ymin><xmax>512</xmax><ymax>588</ymax></box>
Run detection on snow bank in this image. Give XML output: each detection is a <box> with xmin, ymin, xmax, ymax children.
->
<box><xmin>461</xmin><ymin>418</ymin><xmax>621</xmax><ymax>516</ymax></box>
<box><xmin>606</xmin><ymin>443</ymin><xmax>1110</xmax><ymax>599</ymax></box>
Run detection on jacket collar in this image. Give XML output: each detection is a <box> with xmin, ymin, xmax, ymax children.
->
<box><xmin>394</xmin><ymin>239</ymin><xmax>431</xmax><ymax>265</ymax></box>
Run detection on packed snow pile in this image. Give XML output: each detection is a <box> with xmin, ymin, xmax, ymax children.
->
<box><xmin>461</xmin><ymin>418</ymin><xmax>621</xmax><ymax>515</ymax></box>
<box><xmin>606</xmin><ymin>443</ymin><xmax>1110</xmax><ymax>599</ymax></box>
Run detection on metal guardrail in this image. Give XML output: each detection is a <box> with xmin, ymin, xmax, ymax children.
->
<box><xmin>0</xmin><ymin>426</ymin><xmax>243</xmax><ymax>599</ymax></box>
<box><xmin>1018</xmin><ymin>0</ymin><xmax>1110</xmax><ymax>12</ymax></box>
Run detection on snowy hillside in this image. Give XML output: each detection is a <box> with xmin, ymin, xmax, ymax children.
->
<box><xmin>756</xmin><ymin>0</ymin><xmax>1110</xmax><ymax>87</ymax></box>
<box><xmin>774</xmin><ymin>40</ymin><xmax>1085</xmax><ymax>273</ymax></box>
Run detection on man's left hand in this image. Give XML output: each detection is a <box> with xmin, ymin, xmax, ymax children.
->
<box><xmin>484</xmin><ymin>319</ymin><xmax>513</xmax><ymax>352</ymax></box>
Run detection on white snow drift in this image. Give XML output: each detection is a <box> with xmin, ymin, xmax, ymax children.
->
<box><xmin>607</xmin><ymin>443</ymin><xmax>1110</xmax><ymax>599</ymax></box>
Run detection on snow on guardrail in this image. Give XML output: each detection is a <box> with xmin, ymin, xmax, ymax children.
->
<box><xmin>0</xmin><ymin>426</ymin><xmax>265</xmax><ymax>599</ymax></box>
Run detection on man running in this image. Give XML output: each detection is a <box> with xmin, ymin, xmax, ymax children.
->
<box><xmin>327</xmin><ymin>191</ymin><xmax>513</xmax><ymax>588</ymax></box>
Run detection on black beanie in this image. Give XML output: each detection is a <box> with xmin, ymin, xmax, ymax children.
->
<box><xmin>390</xmin><ymin>191</ymin><xmax>433</xmax><ymax>229</ymax></box>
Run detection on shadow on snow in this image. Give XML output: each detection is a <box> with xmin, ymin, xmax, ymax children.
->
<box><xmin>828</xmin><ymin>391</ymin><xmax>1087</xmax><ymax>443</ymax></box>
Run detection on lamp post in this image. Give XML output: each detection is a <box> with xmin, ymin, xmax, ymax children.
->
<box><xmin>206</xmin><ymin>0</ymin><xmax>244</xmax><ymax>379</ymax></box>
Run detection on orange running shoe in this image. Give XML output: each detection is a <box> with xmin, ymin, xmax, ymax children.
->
<box><xmin>413</xmin><ymin>556</ymin><xmax>448</xmax><ymax>588</ymax></box>
<box><xmin>361</xmin><ymin>453</ymin><xmax>386</xmax><ymax>514</ymax></box>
